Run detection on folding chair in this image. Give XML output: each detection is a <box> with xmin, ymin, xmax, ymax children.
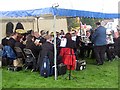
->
<box><xmin>13</xmin><ymin>47</ymin><xmax>26</xmax><ymax>70</ymax></box>
<box><xmin>23</xmin><ymin>48</ymin><xmax>36</xmax><ymax>72</ymax></box>
<box><xmin>14</xmin><ymin>47</ymin><xmax>25</xmax><ymax>59</ymax></box>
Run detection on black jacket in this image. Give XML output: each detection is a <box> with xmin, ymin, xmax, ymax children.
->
<box><xmin>26</xmin><ymin>40</ymin><xmax>41</xmax><ymax>58</ymax></box>
<box><xmin>38</xmin><ymin>42</ymin><xmax>54</xmax><ymax>69</ymax></box>
<box><xmin>66</xmin><ymin>38</ymin><xmax>76</xmax><ymax>50</ymax></box>
<box><xmin>7</xmin><ymin>38</ymin><xmax>16</xmax><ymax>50</ymax></box>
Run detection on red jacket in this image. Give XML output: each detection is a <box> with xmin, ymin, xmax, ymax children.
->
<box><xmin>60</xmin><ymin>48</ymin><xmax>76</xmax><ymax>70</ymax></box>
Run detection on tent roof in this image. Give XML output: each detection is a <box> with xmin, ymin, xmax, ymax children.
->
<box><xmin>0</xmin><ymin>0</ymin><xmax>120</xmax><ymax>18</ymax></box>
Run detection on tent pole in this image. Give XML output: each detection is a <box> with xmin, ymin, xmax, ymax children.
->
<box><xmin>36</xmin><ymin>17</ymin><xmax>39</xmax><ymax>32</ymax></box>
<box><xmin>53</xmin><ymin>15</ymin><xmax>57</xmax><ymax>80</ymax></box>
<box><xmin>52</xmin><ymin>3</ymin><xmax>59</xmax><ymax>80</ymax></box>
<box><xmin>79</xmin><ymin>17</ymin><xmax>82</xmax><ymax>36</ymax></box>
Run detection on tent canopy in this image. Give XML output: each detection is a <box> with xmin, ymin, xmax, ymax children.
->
<box><xmin>0</xmin><ymin>0</ymin><xmax>119</xmax><ymax>80</ymax></box>
<box><xmin>0</xmin><ymin>0</ymin><xmax>120</xmax><ymax>18</ymax></box>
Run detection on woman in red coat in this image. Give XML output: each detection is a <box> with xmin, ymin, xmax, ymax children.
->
<box><xmin>60</xmin><ymin>33</ymin><xmax>76</xmax><ymax>70</ymax></box>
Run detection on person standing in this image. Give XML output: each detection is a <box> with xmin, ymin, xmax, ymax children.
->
<box><xmin>92</xmin><ymin>22</ymin><xmax>107</xmax><ymax>65</ymax></box>
<box><xmin>59</xmin><ymin>33</ymin><xmax>76</xmax><ymax>70</ymax></box>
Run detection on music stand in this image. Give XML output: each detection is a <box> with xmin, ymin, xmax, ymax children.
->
<box><xmin>60</xmin><ymin>48</ymin><xmax>77</xmax><ymax>81</ymax></box>
<box><xmin>65</xmin><ymin>65</ymin><xmax>77</xmax><ymax>81</ymax></box>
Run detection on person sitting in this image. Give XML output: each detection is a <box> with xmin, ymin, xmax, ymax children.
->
<box><xmin>37</xmin><ymin>35</ymin><xmax>54</xmax><ymax>71</ymax></box>
<box><xmin>25</xmin><ymin>34</ymin><xmax>41</xmax><ymax>71</ymax></box>
<box><xmin>26</xmin><ymin>34</ymin><xmax>41</xmax><ymax>59</ymax></box>
<box><xmin>15</xmin><ymin>35</ymin><xmax>26</xmax><ymax>62</ymax></box>
<box><xmin>2</xmin><ymin>32</ymin><xmax>19</xmax><ymax>66</ymax></box>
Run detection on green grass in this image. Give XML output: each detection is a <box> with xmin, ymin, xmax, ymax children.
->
<box><xmin>0</xmin><ymin>68</ymin><xmax>2</xmax><ymax>90</ymax></box>
<box><xmin>1</xmin><ymin>58</ymin><xmax>119</xmax><ymax>88</ymax></box>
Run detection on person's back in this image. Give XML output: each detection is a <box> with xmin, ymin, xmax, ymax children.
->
<box><xmin>37</xmin><ymin>35</ymin><xmax>54</xmax><ymax>71</ymax></box>
<box><xmin>92</xmin><ymin>25</ymin><xmax>107</xmax><ymax>46</ymax></box>
<box><xmin>65</xmin><ymin>33</ymin><xmax>76</xmax><ymax>49</ymax></box>
<box><xmin>7</xmin><ymin>37</ymin><xmax>17</xmax><ymax>50</ymax></box>
<box><xmin>116</xmin><ymin>36</ymin><xmax>120</xmax><ymax>57</ymax></box>
<box><xmin>2</xmin><ymin>37</ymin><xmax>10</xmax><ymax>46</ymax></box>
<box><xmin>7</xmin><ymin>32</ymin><xmax>19</xmax><ymax>50</ymax></box>
<box><xmin>40</xmin><ymin>42</ymin><xmax>54</xmax><ymax>65</ymax></box>
<box><xmin>59</xmin><ymin>33</ymin><xmax>76</xmax><ymax>70</ymax></box>
<box><xmin>92</xmin><ymin>22</ymin><xmax>107</xmax><ymax>65</ymax></box>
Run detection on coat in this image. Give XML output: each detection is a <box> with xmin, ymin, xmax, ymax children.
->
<box><xmin>38</xmin><ymin>42</ymin><xmax>54</xmax><ymax>70</ymax></box>
<box><xmin>92</xmin><ymin>26</ymin><xmax>107</xmax><ymax>46</ymax></box>
<box><xmin>26</xmin><ymin>40</ymin><xmax>41</xmax><ymax>58</ymax></box>
<box><xmin>60</xmin><ymin>48</ymin><xmax>76</xmax><ymax>70</ymax></box>
<box><xmin>7</xmin><ymin>38</ymin><xmax>16</xmax><ymax>50</ymax></box>
<box><xmin>59</xmin><ymin>38</ymin><xmax>76</xmax><ymax>70</ymax></box>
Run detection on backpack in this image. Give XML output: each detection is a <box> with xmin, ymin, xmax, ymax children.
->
<box><xmin>40</xmin><ymin>56</ymin><xmax>51</xmax><ymax>78</ymax></box>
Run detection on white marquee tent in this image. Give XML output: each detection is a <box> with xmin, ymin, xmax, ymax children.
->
<box><xmin>0</xmin><ymin>0</ymin><xmax>120</xmax><ymax>80</ymax></box>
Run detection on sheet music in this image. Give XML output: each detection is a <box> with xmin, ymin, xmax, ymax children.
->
<box><xmin>60</xmin><ymin>38</ymin><xmax>67</xmax><ymax>47</ymax></box>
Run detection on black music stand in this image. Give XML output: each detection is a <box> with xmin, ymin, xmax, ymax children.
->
<box><xmin>66</xmin><ymin>65</ymin><xmax>77</xmax><ymax>80</ymax></box>
<box><xmin>63</xmin><ymin>48</ymin><xmax>77</xmax><ymax>81</ymax></box>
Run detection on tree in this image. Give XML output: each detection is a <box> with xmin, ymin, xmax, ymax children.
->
<box><xmin>67</xmin><ymin>17</ymin><xmax>102</xmax><ymax>30</ymax></box>
<box><xmin>67</xmin><ymin>17</ymin><xmax>79</xmax><ymax>31</ymax></box>
<box><xmin>80</xmin><ymin>17</ymin><xmax>102</xmax><ymax>28</ymax></box>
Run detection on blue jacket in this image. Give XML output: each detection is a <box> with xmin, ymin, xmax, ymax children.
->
<box><xmin>92</xmin><ymin>26</ymin><xmax>107</xmax><ymax>46</ymax></box>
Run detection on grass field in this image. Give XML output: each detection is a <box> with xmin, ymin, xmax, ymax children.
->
<box><xmin>1</xmin><ymin>58</ymin><xmax>119</xmax><ymax>89</ymax></box>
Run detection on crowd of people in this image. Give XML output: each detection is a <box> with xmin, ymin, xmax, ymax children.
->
<box><xmin>1</xmin><ymin>21</ymin><xmax>120</xmax><ymax>73</ymax></box>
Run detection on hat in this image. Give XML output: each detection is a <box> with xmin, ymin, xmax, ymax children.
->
<box><xmin>16</xmin><ymin>29</ymin><xmax>27</xmax><ymax>34</ymax></box>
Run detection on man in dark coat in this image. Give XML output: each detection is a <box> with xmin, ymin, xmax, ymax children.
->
<box><xmin>37</xmin><ymin>35</ymin><xmax>54</xmax><ymax>71</ymax></box>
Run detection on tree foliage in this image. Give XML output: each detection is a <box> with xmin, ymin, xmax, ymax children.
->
<box><xmin>67</xmin><ymin>17</ymin><xmax>102</xmax><ymax>30</ymax></box>
<box><xmin>80</xmin><ymin>18</ymin><xmax>102</xmax><ymax>28</ymax></box>
<box><xmin>67</xmin><ymin>17</ymin><xmax>79</xmax><ymax>30</ymax></box>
